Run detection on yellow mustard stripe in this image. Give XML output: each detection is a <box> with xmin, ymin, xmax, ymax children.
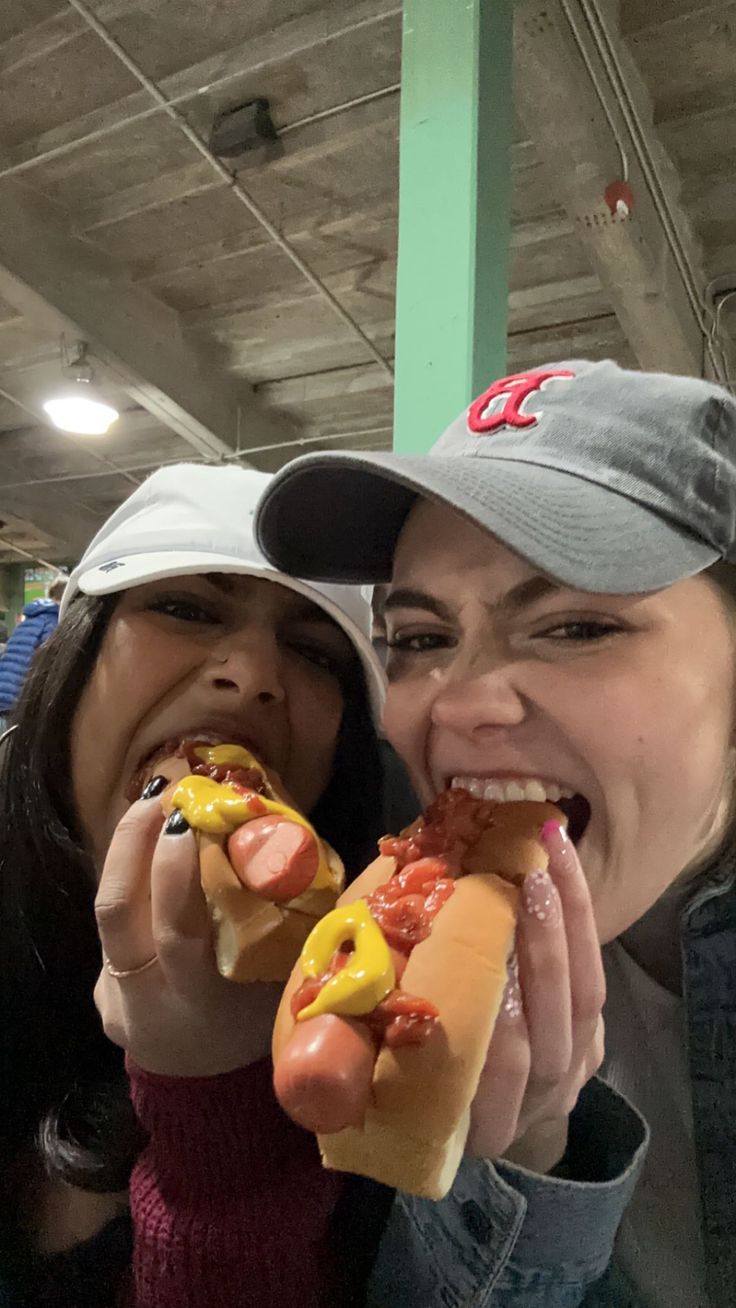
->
<box><xmin>171</xmin><ymin>745</ymin><xmax>338</xmax><ymax>891</ymax></box>
<box><xmin>297</xmin><ymin>899</ymin><xmax>396</xmax><ymax>1021</ymax></box>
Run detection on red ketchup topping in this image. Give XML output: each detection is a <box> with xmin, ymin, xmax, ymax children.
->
<box><xmin>291</xmin><ymin>790</ymin><xmax>500</xmax><ymax>1050</ymax></box>
<box><xmin>291</xmin><ymin>855</ymin><xmax>460</xmax><ymax>1050</ymax></box>
<box><xmin>379</xmin><ymin>785</ymin><xmax>503</xmax><ymax>874</ymax></box>
<box><xmin>128</xmin><ymin>737</ymin><xmax>268</xmax><ymax>802</ymax></box>
<box><xmin>184</xmin><ymin>741</ymin><xmax>266</xmax><ymax>796</ymax></box>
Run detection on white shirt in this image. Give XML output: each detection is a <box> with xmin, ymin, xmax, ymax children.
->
<box><xmin>601</xmin><ymin>941</ymin><xmax>709</xmax><ymax>1308</ymax></box>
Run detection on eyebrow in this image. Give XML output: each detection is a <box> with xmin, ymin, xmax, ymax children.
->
<box><xmin>384</xmin><ymin>575</ymin><xmax>563</xmax><ymax>621</ymax></box>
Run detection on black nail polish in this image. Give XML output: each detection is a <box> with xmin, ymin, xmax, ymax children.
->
<box><xmin>141</xmin><ymin>775</ymin><xmax>168</xmax><ymax>800</ymax></box>
<box><xmin>164</xmin><ymin>809</ymin><xmax>190</xmax><ymax>836</ymax></box>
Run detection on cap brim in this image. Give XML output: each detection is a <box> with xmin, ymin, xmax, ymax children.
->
<box><xmin>255</xmin><ymin>450</ymin><xmax>718</xmax><ymax>594</ymax></box>
<box><xmin>62</xmin><ymin>548</ymin><xmax>386</xmax><ymax>720</ymax></box>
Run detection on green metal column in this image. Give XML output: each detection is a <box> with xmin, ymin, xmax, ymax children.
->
<box><xmin>393</xmin><ymin>0</ymin><xmax>513</xmax><ymax>454</ymax></box>
<box><xmin>0</xmin><ymin>563</ymin><xmax>25</xmax><ymax>629</ymax></box>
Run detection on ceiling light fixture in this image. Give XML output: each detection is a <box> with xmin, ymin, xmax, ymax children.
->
<box><xmin>43</xmin><ymin>340</ymin><xmax>119</xmax><ymax>436</ymax></box>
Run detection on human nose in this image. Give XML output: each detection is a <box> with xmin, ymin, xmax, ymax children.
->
<box><xmin>205</xmin><ymin>631</ymin><xmax>285</xmax><ymax>706</ymax></box>
<box><xmin>429</xmin><ymin>650</ymin><xmax>526</xmax><ymax>737</ymax></box>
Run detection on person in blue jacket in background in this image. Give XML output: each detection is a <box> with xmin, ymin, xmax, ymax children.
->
<box><xmin>0</xmin><ymin>575</ymin><xmax>66</xmax><ymax>732</ymax></box>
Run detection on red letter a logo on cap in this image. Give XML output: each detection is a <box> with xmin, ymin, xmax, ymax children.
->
<box><xmin>467</xmin><ymin>369</ymin><xmax>574</xmax><ymax>434</ymax></box>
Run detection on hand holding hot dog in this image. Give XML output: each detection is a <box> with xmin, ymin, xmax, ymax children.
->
<box><xmin>95</xmin><ymin>741</ymin><xmax>345</xmax><ymax>1076</ymax></box>
<box><xmin>94</xmin><ymin>796</ymin><xmax>283</xmax><ymax>1077</ymax></box>
<box><xmin>272</xmin><ymin>791</ymin><xmax>606</xmax><ymax>1198</ymax></box>
<box><xmin>467</xmin><ymin>821</ymin><xmax>606</xmax><ymax>1173</ymax></box>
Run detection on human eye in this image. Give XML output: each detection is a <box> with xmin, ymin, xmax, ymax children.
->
<box><xmin>291</xmin><ymin>640</ymin><xmax>339</xmax><ymax>671</ymax></box>
<box><xmin>534</xmin><ymin>618</ymin><xmax>624</xmax><ymax>643</ymax></box>
<box><xmin>147</xmin><ymin>593</ymin><xmax>221</xmax><ymax>625</ymax></box>
<box><xmin>385</xmin><ymin>630</ymin><xmax>455</xmax><ymax>654</ymax></box>
<box><xmin>285</xmin><ymin>628</ymin><xmax>352</xmax><ymax>676</ymax></box>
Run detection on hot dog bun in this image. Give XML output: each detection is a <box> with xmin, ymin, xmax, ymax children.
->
<box><xmin>273</xmin><ymin>799</ymin><xmax>563</xmax><ymax>1198</ymax></box>
<box><xmin>199</xmin><ymin>835</ymin><xmax>342</xmax><ymax>982</ymax></box>
<box><xmin>149</xmin><ymin>741</ymin><xmax>344</xmax><ymax>983</ymax></box>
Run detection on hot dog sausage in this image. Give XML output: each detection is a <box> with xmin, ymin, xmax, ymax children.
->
<box><xmin>228</xmin><ymin>816</ymin><xmax>319</xmax><ymax>903</ymax></box>
<box><xmin>273</xmin><ymin>1013</ymin><xmax>377</xmax><ymax>1133</ymax></box>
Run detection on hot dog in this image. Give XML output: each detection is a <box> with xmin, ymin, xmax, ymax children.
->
<box><xmin>137</xmin><ymin>740</ymin><xmax>344</xmax><ymax>983</ymax></box>
<box><xmin>272</xmin><ymin>787</ymin><xmax>565</xmax><ymax>1198</ymax></box>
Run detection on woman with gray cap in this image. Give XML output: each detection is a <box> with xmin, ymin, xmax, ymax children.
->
<box><xmin>256</xmin><ymin>359</ymin><xmax>736</xmax><ymax>1308</ymax></box>
<box><xmin>0</xmin><ymin>462</ymin><xmax>416</xmax><ymax>1308</ymax></box>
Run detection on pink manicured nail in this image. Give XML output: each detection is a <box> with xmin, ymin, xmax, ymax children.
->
<box><xmin>540</xmin><ymin>818</ymin><xmax>575</xmax><ymax>874</ymax></box>
<box><xmin>540</xmin><ymin>819</ymin><xmax>568</xmax><ymax>845</ymax></box>
<box><xmin>522</xmin><ymin>869</ymin><xmax>561</xmax><ymax>924</ymax></box>
<box><xmin>499</xmin><ymin>953</ymin><xmax>522</xmax><ymax>1021</ymax></box>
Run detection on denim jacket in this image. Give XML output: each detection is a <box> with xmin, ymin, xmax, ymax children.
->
<box><xmin>365</xmin><ymin>854</ymin><xmax>736</xmax><ymax>1308</ymax></box>
<box><xmin>9</xmin><ymin>861</ymin><xmax>733</xmax><ymax>1308</ymax></box>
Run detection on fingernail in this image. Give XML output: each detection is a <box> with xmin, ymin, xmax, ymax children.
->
<box><xmin>540</xmin><ymin>819</ymin><xmax>568</xmax><ymax>845</ymax></box>
<box><xmin>522</xmin><ymin>869</ymin><xmax>561</xmax><ymax>924</ymax></box>
<box><xmin>499</xmin><ymin>953</ymin><xmax>522</xmax><ymax>1021</ymax></box>
<box><xmin>163</xmin><ymin>809</ymin><xmax>190</xmax><ymax>836</ymax></box>
<box><xmin>141</xmin><ymin>775</ymin><xmax>167</xmax><ymax>800</ymax></box>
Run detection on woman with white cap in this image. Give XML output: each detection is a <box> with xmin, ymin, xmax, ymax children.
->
<box><xmin>0</xmin><ymin>463</ymin><xmax>414</xmax><ymax>1308</ymax></box>
<box><xmin>256</xmin><ymin>360</ymin><xmax>736</xmax><ymax>1308</ymax></box>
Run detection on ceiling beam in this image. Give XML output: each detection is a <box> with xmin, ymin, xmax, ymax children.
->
<box><xmin>0</xmin><ymin>1</ymin><xmax>401</xmax><ymax>178</ymax></box>
<box><xmin>0</xmin><ymin>179</ymin><xmax>294</xmax><ymax>458</ymax></box>
<box><xmin>514</xmin><ymin>0</ymin><xmax>735</xmax><ymax>380</ymax></box>
<box><xmin>0</xmin><ymin>478</ymin><xmax>105</xmax><ymax>561</ymax></box>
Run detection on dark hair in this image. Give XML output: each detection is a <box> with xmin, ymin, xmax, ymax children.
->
<box><xmin>0</xmin><ymin>588</ymin><xmax>395</xmax><ymax>1268</ymax></box>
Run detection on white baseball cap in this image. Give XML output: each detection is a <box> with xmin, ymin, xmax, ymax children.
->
<box><xmin>61</xmin><ymin>463</ymin><xmax>385</xmax><ymax>717</ymax></box>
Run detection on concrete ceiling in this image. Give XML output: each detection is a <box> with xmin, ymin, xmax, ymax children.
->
<box><xmin>0</xmin><ymin>0</ymin><xmax>733</xmax><ymax>565</ymax></box>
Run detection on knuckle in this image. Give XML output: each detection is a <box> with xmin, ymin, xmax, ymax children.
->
<box><xmin>530</xmin><ymin>1060</ymin><xmax>568</xmax><ymax>1093</ymax></box>
<box><xmin>590</xmin><ymin>1027</ymin><xmax>606</xmax><ymax>1073</ymax></box>
<box><xmin>110</xmin><ymin>807</ymin><xmax>150</xmax><ymax>842</ymax></box>
<box><xmin>99</xmin><ymin>1010</ymin><xmax>126</xmax><ymax>1046</ymax></box>
<box><xmin>572</xmin><ymin>994</ymin><xmax>604</xmax><ymax>1026</ymax></box>
<box><xmin>94</xmin><ymin>895</ymin><xmax>131</xmax><ymax>929</ymax></box>
<box><xmin>152</xmin><ymin>926</ymin><xmax>188</xmax><ymax>972</ymax></box>
<box><xmin>498</xmin><ymin>1039</ymin><xmax>532</xmax><ymax>1087</ymax></box>
<box><xmin>571</xmin><ymin>974</ymin><xmax>606</xmax><ymax>1024</ymax></box>
<box><xmin>92</xmin><ymin>976</ymin><xmax>107</xmax><ymax>1014</ymax></box>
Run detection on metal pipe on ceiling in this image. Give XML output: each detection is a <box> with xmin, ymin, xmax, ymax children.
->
<box><xmin>0</xmin><ymin>537</ymin><xmax>57</xmax><ymax>570</ymax></box>
<box><xmin>65</xmin><ymin>0</ymin><xmax>394</xmax><ymax>380</ymax></box>
<box><xmin>579</xmin><ymin>0</ymin><xmax>731</xmax><ymax>385</ymax></box>
<box><xmin>0</xmin><ymin>425</ymin><xmax>393</xmax><ymax>489</ymax></box>
<box><xmin>0</xmin><ymin>11</ymin><xmax>401</xmax><ymax>183</ymax></box>
<box><xmin>560</xmin><ymin>0</ymin><xmax>734</xmax><ymax>390</ymax></box>
<box><xmin>279</xmin><ymin>83</ymin><xmax>400</xmax><ymax>136</ymax></box>
<box><xmin>0</xmin><ymin>86</ymin><xmax>401</xmax><ymax>190</ymax></box>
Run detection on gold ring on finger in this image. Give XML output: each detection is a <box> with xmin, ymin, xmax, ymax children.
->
<box><xmin>103</xmin><ymin>953</ymin><xmax>158</xmax><ymax>980</ymax></box>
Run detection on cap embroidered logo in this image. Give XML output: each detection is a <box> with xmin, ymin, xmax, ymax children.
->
<box><xmin>467</xmin><ymin>368</ymin><xmax>575</xmax><ymax>435</ymax></box>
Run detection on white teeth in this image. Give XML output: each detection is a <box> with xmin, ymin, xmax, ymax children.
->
<box><xmin>505</xmin><ymin>781</ymin><xmax>526</xmax><ymax>801</ymax></box>
<box><xmin>524</xmin><ymin>780</ymin><xmax>547</xmax><ymax>802</ymax></box>
<box><xmin>450</xmin><ymin>776</ymin><xmax>576</xmax><ymax>805</ymax></box>
<box><xmin>483</xmin><ymin>782</ymin><xmax>505</xmax><ymax>801</ymax></box>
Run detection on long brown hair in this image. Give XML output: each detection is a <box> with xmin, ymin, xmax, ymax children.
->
<box><xmin>0</xmin><ymin>589</ymin><xmax>396</xmax><ymax>1268</ymax></box>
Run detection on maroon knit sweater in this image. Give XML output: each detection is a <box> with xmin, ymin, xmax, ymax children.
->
<box><xmin>128</xmin><ymin>1058</ymin><xmax>347</xmax><ymax>1308</ymax></box>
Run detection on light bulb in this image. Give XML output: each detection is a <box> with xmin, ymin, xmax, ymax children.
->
<box><xmin>43</xmin><ymin>387</ymin><xmax>119</xmax><ymax>435</ymax></box>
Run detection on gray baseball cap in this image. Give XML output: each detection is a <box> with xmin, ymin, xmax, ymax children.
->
<box><xmin>255</xmin><ymin>359</ymin><xmax>736</xmax><ymax>593</ymax></box>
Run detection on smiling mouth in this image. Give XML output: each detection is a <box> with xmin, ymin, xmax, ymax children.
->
<box><xmin>449</xmin><ymin>775</ymin><xmax>592</xmax><ymax>845</ymax></box>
